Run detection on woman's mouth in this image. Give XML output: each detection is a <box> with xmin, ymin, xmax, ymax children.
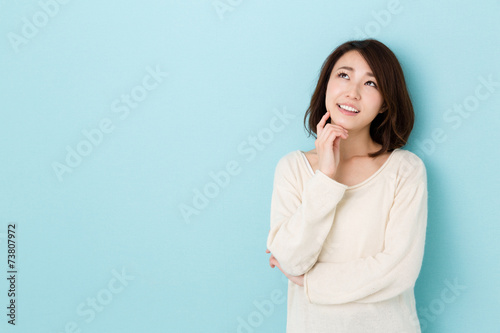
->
<box><xmin>337</xmin><ymin>104</ymin><xmax>360</xmax><ymax>116</ymax></box>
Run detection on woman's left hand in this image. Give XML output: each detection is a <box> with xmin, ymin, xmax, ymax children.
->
<box><xmin>266</xmin><ymin>249</ymin><xmax>305</xmax><ymax>287</ymax></box>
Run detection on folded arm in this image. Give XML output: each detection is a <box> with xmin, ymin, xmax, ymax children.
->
<box><xmin>303</xmin><ymin>162</ymin><xmax>428</xmax><ymax>304</ymax></box>
<box><xmin>266</xmin><ymin>154</ymin><xmax>347</xmax><ymax>276</ymax></box>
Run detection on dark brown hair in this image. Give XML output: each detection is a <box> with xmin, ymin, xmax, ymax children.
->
<box><xmin>303</xmin><ymin>39</ymin><xmax>414</xmax><ymax>158</ymax></box>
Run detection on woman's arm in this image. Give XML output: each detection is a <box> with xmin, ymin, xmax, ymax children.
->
<box><xmin>266</xmin><ymin>153</ymin><xmax>347</xmax><ymax>277</ymax></box>
<box><xmin>303</xmin><ymin>161</ymin><xmax>428</xmax><ymax>304</ymax></box>
<box><xmin>267</xmin><ymin>249</ymin><xmax>305</xmax><ymax>286</ymax></box>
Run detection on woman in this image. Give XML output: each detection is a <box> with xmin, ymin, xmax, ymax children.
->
<box><xmin>265</xmin><ymin>39</ymin><xmax>428</xmax><ymax>332</ymax></box>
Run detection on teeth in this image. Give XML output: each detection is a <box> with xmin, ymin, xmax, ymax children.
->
<box><xmin>339</xmin><ymin>104</ymin><xmax>359</xmax><ymax>113</ymax></box>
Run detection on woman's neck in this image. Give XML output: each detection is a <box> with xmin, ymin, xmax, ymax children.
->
<box><xmin>338</xmin><ymin>129</ymin><xmax>381</xmax><ymax>161</ymax></box>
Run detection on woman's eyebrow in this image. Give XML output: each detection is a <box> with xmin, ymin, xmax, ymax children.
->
<box><xmin>336</xmin><ymin>66</ymin><xmax>375</xmax><ymax>78</ymax></box>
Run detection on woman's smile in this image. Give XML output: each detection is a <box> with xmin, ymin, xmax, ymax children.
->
<box><xmin>337</xmin><ymin>103</ymin><xmax>360</xmax><ymax>116</ymax></box>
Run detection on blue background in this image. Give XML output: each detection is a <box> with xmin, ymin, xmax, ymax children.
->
<box><xmin>1</xmin><ymin>0</ymin><xmax>499</xmax><ymax>332</ymax></box>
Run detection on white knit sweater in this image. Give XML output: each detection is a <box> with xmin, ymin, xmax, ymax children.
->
<box><xmin>266</xmin><ymin>148</ymin><xmax>428</xmax><ymax>333</ymax></box>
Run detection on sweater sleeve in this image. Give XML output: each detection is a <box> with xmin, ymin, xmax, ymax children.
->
<box><xmin>266</xmin><ymin>152</ymin><xmax>348</xmax><ymax>276</ymax></box>
<box><xmin>303</xmin><ymin>158</ymin><xmax>428</xmax><ymax>304</ymax></box>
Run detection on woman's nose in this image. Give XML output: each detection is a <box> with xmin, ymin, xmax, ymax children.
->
<box><xmin>345</xmin><ymin>83</ymin><xmax>361</xmax><ymax>99</ymax></box>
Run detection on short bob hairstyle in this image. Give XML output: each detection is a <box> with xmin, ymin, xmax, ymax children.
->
<box><xmin>303</xmin><ymin>39</ymin><xmax>414</xmax><ymax>158</ymax></box>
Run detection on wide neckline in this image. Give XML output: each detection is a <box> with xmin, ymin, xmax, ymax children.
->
<box><xmin>298</xmin><ymin>148</ymin><xmax>400</xmax><ymax>190</ymax></box>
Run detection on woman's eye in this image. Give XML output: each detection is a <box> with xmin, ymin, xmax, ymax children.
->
<box><xmin>337</xmin><ymin>72</ymin><xmax>377</xmax><ymax>88</ymax></box>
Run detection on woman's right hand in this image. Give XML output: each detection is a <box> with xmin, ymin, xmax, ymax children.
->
<box><xmin>315</xmin><ymin>110</ymin><xmax>348</xmax><ymax>179</ymax></box>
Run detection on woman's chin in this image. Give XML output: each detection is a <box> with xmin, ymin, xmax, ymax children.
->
<box><xmin>330</xmin><ymin>117</ymin><xmax>349</xmax><ymax>129</ymax></box>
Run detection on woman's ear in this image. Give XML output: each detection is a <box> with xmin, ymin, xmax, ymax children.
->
<box><xmin>379</xmin><ymin>103</ymin><xmax>387</xmax><ymax>113</ymax></box>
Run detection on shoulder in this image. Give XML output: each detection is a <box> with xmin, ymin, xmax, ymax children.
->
<box><xmin>395</xmin><ymin>149</ymin><xmax>426</xmax><ymax>172</ymax></box>
<box><xmin>272</xmin><ymin>150</ymin><xmax>304</xmax><ymax>182</ymax></box>
<box><xmin>274</xmin><ymin>150</ymin><xmax>302</xmax><ymax>172</ymax></box>
<box><xmin>392</xmin><ymin>148</ymin><xmax>427</xmax><ymax>185</ymax></box>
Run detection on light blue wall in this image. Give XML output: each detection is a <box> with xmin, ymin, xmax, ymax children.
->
<box><xmin>0</xmin><ymin>0</ymin><xmax>499</xmax><ymax>332</ymax></box>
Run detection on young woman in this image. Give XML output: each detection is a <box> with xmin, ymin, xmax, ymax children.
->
<box><xmin>266</xmin><ymin>39</ymin><xmax>428</xmax><ymax>332</ymax></box>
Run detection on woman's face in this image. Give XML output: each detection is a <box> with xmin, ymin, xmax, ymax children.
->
<box><xmin>325</xmin><ymin>50</ymin><xmax>385</xmax><ymax>132</ymax></box>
